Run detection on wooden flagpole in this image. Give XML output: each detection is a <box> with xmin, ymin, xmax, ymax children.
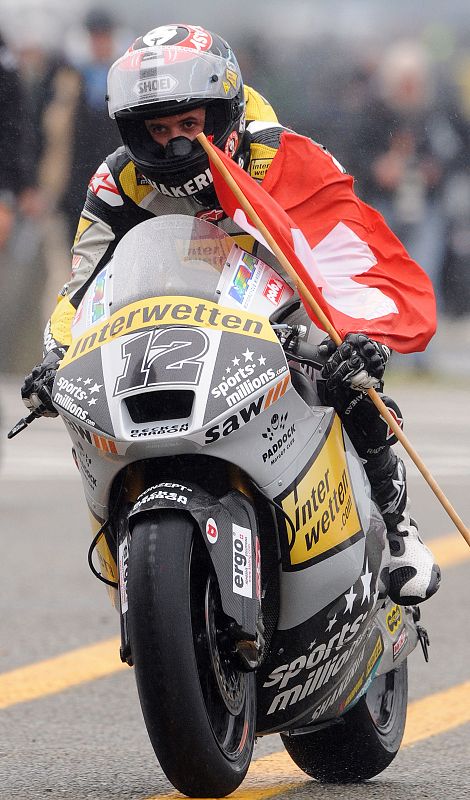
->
<box><xmin>197</xmin><ymin>132</ymin><xmax>470</xmax><ymax>545</ymax></box>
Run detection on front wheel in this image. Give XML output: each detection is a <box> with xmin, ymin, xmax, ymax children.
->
<box><xmin>281</xmin><ymin>661</ymin><xmax>408</xmax><ymax>782</ymax></box>
<box><xmin>127</xmin><ymin>510</ymin><xmax>256</xmax><ymax>797</ymax></box>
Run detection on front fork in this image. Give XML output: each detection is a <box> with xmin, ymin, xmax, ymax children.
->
<box><xmin>116</xmin><ymin>478</ymin><xmax>264</xmax><ymax>671</ymax></box>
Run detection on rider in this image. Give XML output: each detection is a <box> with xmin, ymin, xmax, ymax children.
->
<box><xmin>21</xmin><ymin>24</ymin><xmax>440</xmax><ymax>606</ymax></box>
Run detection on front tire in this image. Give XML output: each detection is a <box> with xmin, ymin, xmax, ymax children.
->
<box><xmin>127</xmin><ymin>510</ymin><xmax>256</xmax><ymax>797</ymax></box>
<box><xmin>281</xmin><ymin>662</ymin><xmax>408</xmax><ymax>782</ymax></box>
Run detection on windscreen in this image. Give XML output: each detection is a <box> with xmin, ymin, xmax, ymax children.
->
<box><xmin>110</xmin><ymin>215</ymin><xmax>233</xmax><ymax>312</ymax></box>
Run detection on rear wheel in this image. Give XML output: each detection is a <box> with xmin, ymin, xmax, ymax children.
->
<box><xmin>281</xmin><ymin>662</ymin><xmax>408</xmax><ymax>782</ymax></box>
<box><xmin>127</xmin><ymin>510</ymin><xmax>256</xmax><ymax>797</ymax></box>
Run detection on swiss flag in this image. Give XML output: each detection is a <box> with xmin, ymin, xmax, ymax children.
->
<box><xmin>209</xmin><ymin>131</ymin><xmax>436</xmax><ymax>353</ymax></box>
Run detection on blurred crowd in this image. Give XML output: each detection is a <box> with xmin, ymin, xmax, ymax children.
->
<box><xmin>0</xmin><ymin>8</ymin><xmax>123</xmax><ymax>372</ymax></box>
<box><xmin>1</xmin><ymin>9</ymin><xmax>470</xmax><ymax>374</ymax></box>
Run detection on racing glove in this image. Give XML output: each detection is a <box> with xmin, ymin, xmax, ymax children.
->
<box><xmin>21</xmin><ymin>346</ymin><xmax>67</xmax><ymax>417</ymax></box>
<box><xmin>320</xmin><ymin>333</ymin><xmax>391</xmax><ymax>391</ymax></box>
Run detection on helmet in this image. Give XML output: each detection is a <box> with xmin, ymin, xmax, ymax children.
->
<box><xmin>107</xmin><ymin>24</ymin><xmax>246</xmax><ymax>199</ymax></box>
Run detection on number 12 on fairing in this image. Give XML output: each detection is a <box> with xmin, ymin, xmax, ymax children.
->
<box><xmin>114</xmin><ymin>327</ymin><xmax>209</xmax><ymax>394</ymax></box>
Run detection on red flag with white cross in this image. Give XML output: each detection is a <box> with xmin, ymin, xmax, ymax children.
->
<box><xmin>208</xmin><ymin>131</ymin><xmax>436</xmax><ymax>354</ymax></box>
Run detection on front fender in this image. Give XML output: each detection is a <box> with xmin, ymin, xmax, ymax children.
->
<box><xmin>128</xmin><ymin>480</ymin><xmax>260</xmax><ymax>637</ymax></box>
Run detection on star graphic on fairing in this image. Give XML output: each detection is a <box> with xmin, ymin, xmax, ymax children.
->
<box><xmin>326</xmin><ymin>614</ymin><xmax>337</xmax><ymax>633</ymax></box>
<box><xmin>232</xmin><ymin>356</ymin><xmax>240</xmax><ymax>366</ymax></box>
<box><xmin>83</xmin><ymin>378</ymin><xmax>92</xmax><ymax>386</ymax></box>
<box><xmin>242</xmin><ymin>348</ymin><xmax>254</xmax><ymax>362</ymax></box>
<box><xmin>308</xmin><ymin>640</ymin><xmax>317</xmax><ymax>651</ymax></box>
<box><xmin>76</xmin><ymin>377</ymin><xmax>82</xmax><ymax>383</ymax></box>
<box><xmin>258</xmin><ymin>355</ymin><xmax>266</xmax><ymax>365</ymax></box>
<box><xmin>360</xmin><ymin>559</ymin><xmax>373</xmax><ymax>605</ymax></box>
<box><xmin>90</xmin><ymin>383</ymin><xmax>102</xmax><ymax>394</ymax></box>
<box><xmin>343</xmin><ymin>585</ymin><xmax>357</xmax><ymax>614</ymax></box>
<box><xmin>225</xmin><ymin>366</ymin><xmax>231</xmax><ymax>374</ymax></box>
<box><xmin>88</xmin><ymin>398</ymin><xmax>97</xmax><ymax>406</ymax></box>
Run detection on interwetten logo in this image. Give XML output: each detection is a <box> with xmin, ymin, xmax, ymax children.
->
<box><xmin>59</xmin><ymin>296</ymin><xmax>277</xmax><ymax>367</ymax></box>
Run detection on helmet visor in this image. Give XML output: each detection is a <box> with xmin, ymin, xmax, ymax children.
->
<box><xmin>108</xmin><ymin>45</ymin><xmax>241</xmax><ymax>118</ymax></box>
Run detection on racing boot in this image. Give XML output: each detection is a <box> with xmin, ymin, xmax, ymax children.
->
<box><xmin>365</xmin><ymin>451</ymin><xmax>441</xmax><ymax>605</ymax></box>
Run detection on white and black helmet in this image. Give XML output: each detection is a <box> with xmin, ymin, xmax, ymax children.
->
<box><xmin>107</xmin><ymin>24</ymin><xmax>246</xmax><ymax>198</ymax></box>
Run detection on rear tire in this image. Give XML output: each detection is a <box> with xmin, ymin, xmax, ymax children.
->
<box><xmin>281</xmin><ymin>662</ymin><xmax>408</xmax><ymax>782</ymax></box>
<box><xmin>127</xmin><ymin>510</ymin><xmax>256</xmax><ymax>797</ymax></box>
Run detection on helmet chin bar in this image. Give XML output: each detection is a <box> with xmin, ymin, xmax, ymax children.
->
<box><xmin>116</xmin><ymin>98</ymin><xmax>245</xmax><ymax>198</ymax></box>
<box><xmin>164</xmin><ymin>136</ymin><xmax>194</xmax><ymax>159</ymax></box>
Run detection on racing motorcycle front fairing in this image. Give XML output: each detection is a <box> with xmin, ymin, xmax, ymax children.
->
<box><xmin>54</xmin><ymin>214</ymin><xmax>298</xmax><ymax>611</ymax></box>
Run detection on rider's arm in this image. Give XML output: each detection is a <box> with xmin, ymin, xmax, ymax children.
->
<box><xmin>45</xmin><ymin>149</ymin><xmax>154</xmax><ymax>353</ymax></box>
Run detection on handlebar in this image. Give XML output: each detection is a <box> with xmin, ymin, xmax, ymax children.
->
<box><xmin>273</xmin><ymin>324</ymin><xmax>324</xmax><ymax>369</ymax></box>
<box><xmin>7</xmin><ymin>411</ymin><xmax>40</xmax><ymax>439</ymax></box>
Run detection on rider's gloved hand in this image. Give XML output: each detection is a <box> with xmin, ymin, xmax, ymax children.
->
<box><xmin>320</xmin><ymin>333</ymin><xmax>390</xmax><ymax>391</ymax></box>
<box><xmin>21</xmin><ymin>347</ymin><xmax>67</xmax><ymax>417</ymax></box>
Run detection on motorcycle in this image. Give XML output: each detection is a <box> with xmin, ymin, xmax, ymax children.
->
<box><xmin>10</xmin><ymin>214</ymin><xmax>429</xmax><ymax>797</ymax></box>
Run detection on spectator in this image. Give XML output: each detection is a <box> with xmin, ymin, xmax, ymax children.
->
<box><xmin>0</xmin><ymin>31</ymin><xmax>40</xmax><ymax>371</ymax></box>
<box><xmin>61</xmin><ymin>8</ymin><xmax>123</xmax><ymax>242</ymax></box>
<box><xmin>348</xmin><ymin>40</ymin><xmax>470</xmax><ymax>369</ymax></box>
<box><xmin>0</xmin><ymin>33</ymin><xmax>27</xmax><ymax>252</ymax></box>
<box><xmin>350</xmin><ymin>40</ymin><xmax>466</xmax><ymax>312</ymax></box>
<box><xmin>14</xmin><ymin>28</ymin><xmax>82</xmax><ymax>339</ymax></box>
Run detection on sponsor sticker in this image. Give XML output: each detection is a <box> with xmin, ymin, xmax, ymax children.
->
<box><xmin>276</xmin><ymin>415</ymin><xmax>362</xmax><ymax>569</ymax></box>
<box><xmin>177</xmin><ymin>235</ymin><xmax>233</xmax><ymax>268</ymax></box>
<box><xmin>134</xmin><ymin>74</ymin><xmax>178</xmax><ymax>96</ymax></box>
<box><xmin>393</xmin><ymin>627</ymin><xmax>408</xmax><ymax>660</ymax></box>
<box><xmin>224</xmin><ymin>131</ymin><xmax>239</xmax><ymax>157</ymax></box>
<box><xmin>228</xmin><ymin>253</ymin><xmax>263</xmax><ymax>307</ymax></box>
<box><xmin>148</xmin><ymin>168</ymin><xmax>214</xmax><ymax>198</ymax></box>
<box><xmin>91</xmin><ymin>271</ymin><xmax>106</xmax><ymax>323</ymax></box>
<box><xmin>250</xmin><ymin>158</ymin><xmax>273</xmax><ymax>181</ymax></box>
<box><xmin>92</xmin><ymin>433</ymin><xmax>118</xmax><ymax>453</ymax></box>
<box><xmin>59</xmin><ymin>296</ymin><xmax>278</xmax><ymax>367</ymax></box>
<box><xmin>205</xmin><ymin>395</ymin><xmax>266</xmax><ymax>443</ymax></box>
<box><xmin>53</xmin><ymin>375</ymin><xmax>104</xmax><ymax>424</ymax></box>
<box><xmin>130</xmin><ymin>423</ymin><xmax>189</xmax><ymax>437</ymax></box>
<box><xmin>133</xmin><ymin>482</ymin><xmax>192</xmax><ymax>510</ymax></box>
<box><xmin>232</xmin><ymin>524</ymin><xmax>252</xmax><ymax>598</ymax></box>
<box><xmin>210</xmin><ymin>345</ymin><xmax>277</xmax><ymax>408</ymax></box>
<box><xmin>226</xmin><ymin>67</ymin><xmax>239</xmax><ymax>89</ymax></box>
<box><xmin>386</xmin><ymin>604</ymin><xmax>402</xmax><ymax>634</ymax></box>
<box><xmin>63</xmin><ymin>418</ymin><xmax>118</xmax><ymax>453</ymax></box>
<box><xmin>255</xmin><ymin>536</ymin><xmax>261</xmax><ymax>600</ymax></box>
<box><xmin>338</xmin><ymin>635</ymin><xmax>383</xmax><ymax>713</ymax></box>
<box><xmin>264</xmin><ymin>611</ymin><xmax>370</xmax><ymax>715</ymax></box>
<box><xmin>118</xmin><ymin>539</ymin><xmax>129</xmax><ymax>613</ymax></box>
<box><xmin>75</xmin><ymin>449</ymin><xmax>97</xmax><ymax>490</ymax></box>
<box><xmin>261</xmin><ymin>412</ymin><xmax>296</xmax><ymax>466</ymax></box>
<box><xmin>263</xmin><ymin>276</ymin><xmax>285</xmax><ymax>306</ymax></box>
<box><xmin>203</xmin><ymin>377</ymin><xmax>290</xmax><ymax>443</ymax></box>
<box><xmin>206</xmin><ymin>518</ymin><xmax>218</xmax><ymax>544</ymax></box>
<box><xmin>142</xmin><ymin>25</ymin><xmax>213</xmax><ymax>51</ymax></box>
